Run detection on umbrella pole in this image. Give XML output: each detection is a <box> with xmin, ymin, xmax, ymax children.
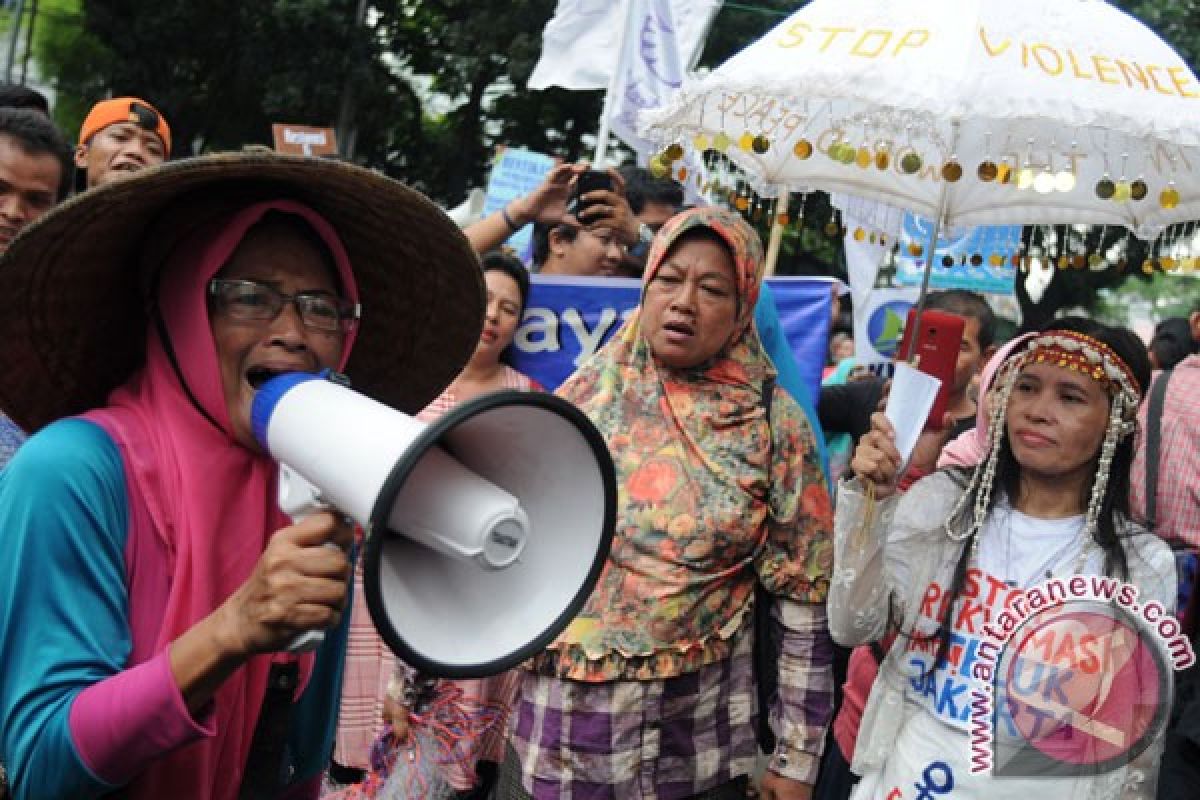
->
<box><xmin>905</xmin><ymin>166</ymin><xmax>953</xmax><ymax>362</ymax></box>
<box><xmin>913</xmin><ymin>204</ymin><xmax>945</xmax><ymax>318</ymax></box>
<box><xmin>764</xmin><ymin>193</ymin><xmax>789</xmax><ymax>276</ymax></box>
<box><xmin>904</xmin><ymin>121</ymin><xmax>960</xmax><ymax>361</ymax></box>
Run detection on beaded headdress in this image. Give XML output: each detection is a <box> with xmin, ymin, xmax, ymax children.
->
<box><xmin>944</xmin><ymin>330</ymin><xmax>1142</xmax><ymax>545</ymax></box>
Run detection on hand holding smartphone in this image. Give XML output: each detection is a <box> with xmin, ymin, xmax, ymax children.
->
<box><xmin>566</xmin><ymin>169</ymin><xmax>614</xmax><ymax>219</ymax></box>
<box><xmin>896</xmin><ymin>308</ymin><xmax>965</xmax><ymax>431</ymax></box>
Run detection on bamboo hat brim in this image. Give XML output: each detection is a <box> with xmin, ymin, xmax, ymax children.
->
<box><xmin>0</xmin><ymin>151</ymin><xmax>485</xmax><ymax>432</ymax></box>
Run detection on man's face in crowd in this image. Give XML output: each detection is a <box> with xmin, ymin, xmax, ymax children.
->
<box><xmin>75</xmin><ymin>121</ymin><xmax>166</xmax><ymax>188</ymax></box>
<box><xmin>954</xmin><ymin>316</ymin><xmax>991</xmax><ymax>396</ymax></box>
<box><xmin>638</xmin><ymin>200</ymin><xmax>677</xmax><ymax>231</ymax></box>
<box><xmin>0</xmin><ymin>133</ymin><xmax>61</xmax><ymax>254</ymax></box>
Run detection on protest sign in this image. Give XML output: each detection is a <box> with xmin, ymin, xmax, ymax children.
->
<box><xmin>483</xmin><ymin>149</ymin><xmax>556</xmax><ymax>263</ymax></box>
<box><xmin>271</xmin><ymin>124</ymin><xmax>338</xmax><ymax>157</ymax></box>
<box><xmin>852</xmin><ymin>287</ymin><xmax>921</xmax><ymax>368</ymax></box>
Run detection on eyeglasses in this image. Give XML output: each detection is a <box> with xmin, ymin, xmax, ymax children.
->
<box><xmin>208</xmin><ymin>279</ymin><xmax>360</xmax><ymax>333</ymax></box>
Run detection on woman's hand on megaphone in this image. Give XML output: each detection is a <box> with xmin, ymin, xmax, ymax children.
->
<box><xmin>169</xmin><ymin>512</ymin><xmax>353</xmax><ymax>714</ymax></box>
<box><xmin>218</xmin><ymin>511</ymin><xmax>354</xmax><ymax>657</ymax></box>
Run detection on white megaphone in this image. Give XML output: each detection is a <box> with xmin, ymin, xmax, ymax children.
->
<box><xmin>251</xmin><ymin>371</ymin><xmax>616</xmax><ymax>678</ymax></box>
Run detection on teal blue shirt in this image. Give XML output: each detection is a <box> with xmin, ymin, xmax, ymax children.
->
<box><xmin>0</xmin><ymin>419</ymin><xmax>348</xmax><ymax>799</ymax></box>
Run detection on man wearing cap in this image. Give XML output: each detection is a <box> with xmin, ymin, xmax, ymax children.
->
<box><xmin>74</xmin><ymin>97</ymin><xmax>170</xmax><ymax>190</ymax></box>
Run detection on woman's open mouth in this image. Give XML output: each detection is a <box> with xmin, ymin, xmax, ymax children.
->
<box><xmin>662</xmin><ymin>320</ymin><xmax>695</xmax><ymax>342</ymax></box>
<box><xmin>246</xmin><ymin>366</ymin><xmax>298</xmax><ymax>390</ymax></box>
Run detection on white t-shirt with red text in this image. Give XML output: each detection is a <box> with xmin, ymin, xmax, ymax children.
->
<box><xmin>853</xmin><ymin>503</ymin><xmax>1120</xmax><ymax>799</ymax></box>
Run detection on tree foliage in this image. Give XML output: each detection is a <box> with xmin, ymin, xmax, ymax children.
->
<box><xmin>24</xmin><ymin>0</ymin><xmax>801</xmax><ymax>200</ymax></box>
<box><xmin>374</xmin><ymin>0</ymin><xmax>602</xmax><ymax>199</ymax></box>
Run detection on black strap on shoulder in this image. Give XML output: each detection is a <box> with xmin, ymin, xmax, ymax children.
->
<box><xmin>238</xmin><ymin>660</ymin><xmax>299</xmax><ymax>799</ymax></box>
<box><xmin>1145</xmin><ymin>369</ymin><xmax>1173</xmax><ymax>531</ymax></box>
<box><xmin>754</xmin><ymin>376</ymin><xmax>778</xmax><ymax>754</ymax></box>
<box><xmin>763</xmin><ymin>376</ymin><xmax>776</xmax><ymax>425</ymax></box>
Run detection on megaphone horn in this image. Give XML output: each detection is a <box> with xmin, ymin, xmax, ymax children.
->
<box><xmin>251</xmin><ymin>372</ymin><xmax>616</xmax><ymax>678</ymax></box>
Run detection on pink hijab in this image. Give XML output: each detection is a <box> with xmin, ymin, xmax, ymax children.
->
<box><xmin>937</xmin><ymin>332</ymin><xmax>1035</xmax><ymax>470</ymax></box>
<box><xmin>83</xmin><ymin>200</ymin><xmax>358</xmax><ymax>798</ymax></box>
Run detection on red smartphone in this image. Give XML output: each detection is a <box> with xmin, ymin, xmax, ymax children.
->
<box><xmin>896</xmin><ymin>308</ymin><xmax>965</xmax><ymax>430</ymax></box>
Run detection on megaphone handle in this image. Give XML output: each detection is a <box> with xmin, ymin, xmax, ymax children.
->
<box><xmin>285</xmin><ymin>535</ymin><xmax>341</xmax><ymax>652</ymax></box>
<box><xmin>277</xmin><ymin>464</ymin><xmax>343</xmax><ymax>654</ymax></box>
<box><xmin>288</xmin><ymin>628</ymin><xmax>327</xmax><ymax>653</ymax></box>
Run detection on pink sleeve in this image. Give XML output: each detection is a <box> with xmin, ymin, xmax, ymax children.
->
<box><xmin>68</xmin><ymin>650</ymin><xmax>215</xmax><ymax>785</ymax></box>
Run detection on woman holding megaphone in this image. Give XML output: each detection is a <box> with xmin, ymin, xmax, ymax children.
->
<box><xmin>0</xmin><ymin>153</ymin><xmax>484</xmax><ymax>800</ymax></box>
<box><xmin>499</xmin><ymin>207</ymin><xmax>835</xmax><ymax>799</ymax></box>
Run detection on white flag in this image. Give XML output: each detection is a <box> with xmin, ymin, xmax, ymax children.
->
<box><xmin>528</xmin><ymin>0</ymin><xmax>722</xmax><ymax>92</ymax></box>
<box><xmin>609</xmin><ymin>0</ymin><xmax>684</xmax><ymax>157</ymax></box>
<box><xmin>608</xmin><ymin>0</ymin><xmax>713</xmax><ymax>203</ymax></box>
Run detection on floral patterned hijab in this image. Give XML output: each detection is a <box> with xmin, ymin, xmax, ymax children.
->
<box><xmin>555</xmin><ymin>207</ymin><xmax>783</xmax><ymax>668</ymax></box>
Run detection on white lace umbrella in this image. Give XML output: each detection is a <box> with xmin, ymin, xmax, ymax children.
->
<box><xmin>641</xmin><ymin>0</ymin><xmax>1200</xmax><ymax>246</ymax></box>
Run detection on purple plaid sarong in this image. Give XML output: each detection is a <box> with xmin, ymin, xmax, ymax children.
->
<box><xmin>508</xmin><ymin>633</ymin><xmax>761</xmax><ymax>800</ymax></box>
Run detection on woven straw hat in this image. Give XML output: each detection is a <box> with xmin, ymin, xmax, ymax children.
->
<box><xmin>0</xmin><ymin>151</ymin><xmax>485</xmax><ymax>432</ymax></box>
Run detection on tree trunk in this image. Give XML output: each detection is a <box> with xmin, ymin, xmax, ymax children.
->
<box><xmin>336</xmin><ymin>0</ymin><xmax>371</xmax><ymax>160</ymax></box>
<box><xmin>444</xmin><ymin>63</ymin><xmax>498</xmax><ymax>201</ymax></box>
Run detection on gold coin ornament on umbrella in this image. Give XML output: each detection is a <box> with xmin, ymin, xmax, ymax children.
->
<box><xmin>642</xmin><ymin>0</ymin><xmax>1200</xmax><ymax>279</ymax></box>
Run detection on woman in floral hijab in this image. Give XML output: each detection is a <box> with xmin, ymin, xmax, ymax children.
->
<box><xmin>503</xmin><ymin>207</ymin><xmax>835</xmax><ymax>800</ymax></box>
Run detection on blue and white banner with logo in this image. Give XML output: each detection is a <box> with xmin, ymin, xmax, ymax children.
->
<box><xmin>852</xmin><ymin>287</ymin><xmax>920</xmax><ymax>368</ymax></box>
<box><xmin>510</xmin><ymin>275</ymin><xmax>834</xmax><ymax>400</ymax></box>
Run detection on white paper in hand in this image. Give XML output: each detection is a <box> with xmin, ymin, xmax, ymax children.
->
<box><xmin>885</xmin><ymin>363</ymin><xmax>942</xmax><ymax>466</ymax></box>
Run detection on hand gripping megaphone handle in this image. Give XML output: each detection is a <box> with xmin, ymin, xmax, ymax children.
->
<box><xmin>277</xmin><ymin>463</ymin><xmax>348</xmax><ymax>653</ymax></box>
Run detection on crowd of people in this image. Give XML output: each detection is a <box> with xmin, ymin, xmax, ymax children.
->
<box><xmin>0</xmin><ymin>83</ymin><xmax>1196</xmax><ymax>800</ymax></box>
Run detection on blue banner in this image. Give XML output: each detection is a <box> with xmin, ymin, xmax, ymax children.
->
<box><xmin>895</xmin><ymin>213</ymin><xmax>1020</xmax><ymax>295</ymax></box>
<box><xmin>510</xmin><ymin>275</ymin><xmax>835</xmax><ymax>402</ymax></box>
<box><xmin>766</xmin><ymin>277</ymin><xmax>837</xmax><ymax>405</ymax></box>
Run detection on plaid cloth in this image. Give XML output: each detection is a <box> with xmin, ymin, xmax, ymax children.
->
<box><xmin>420</xmin><ymin>367</ymin><xmax>541</xmax><ymax>419</ymax></box>
<box><xmin>495</xmin><ymin>751</ymin><xmax>748</xmax><ymax>800</ymax></box>
<box><xmin>0</xmin><ymin>412</ymin><xmax>25</xmax><ymax>471</ymax></box>
<box><xmin>333</xmin><ymin>557</ymin><xmax>398</xmax><ymax>770</ymax></box>
<box><xmin>1132</xmin><ymin>356</ymin><xmax>1200</xmax><ymax>548</ymax></box>
<box><xmin>507</xmin><ymin>603</ymin><xmax>832</xmax><ymax>799</ymax></box>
